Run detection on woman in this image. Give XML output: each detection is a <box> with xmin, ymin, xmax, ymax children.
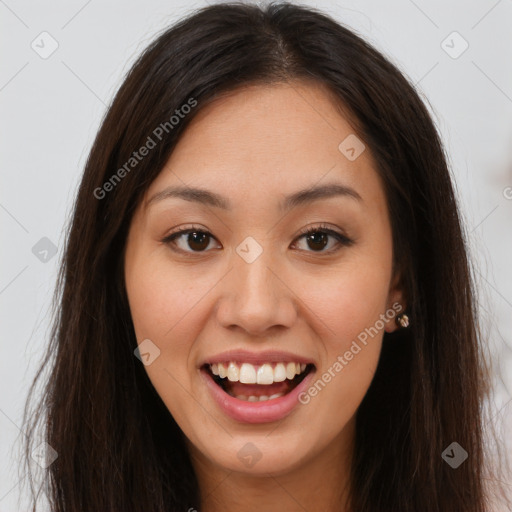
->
<box><xmin>22</xmin><ymin>2</ymin><xmax>510</xmax><ymax>511</ymax></box>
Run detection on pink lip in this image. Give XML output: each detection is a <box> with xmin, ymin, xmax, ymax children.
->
<box><xmin>200</xmin><ymin>349</ymin><xmax>315</xmax><ymax>367</ymax></box>
<box><xmin>200</xmin><ymin>367</ymin><xmax>316</xmax><ymax>424</ymax></box>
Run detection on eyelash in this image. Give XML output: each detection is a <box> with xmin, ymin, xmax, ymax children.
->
<box><xmin>161</xmin><ymin>223</ymin><xmax>354</xmax><ymax>255</ymax></box>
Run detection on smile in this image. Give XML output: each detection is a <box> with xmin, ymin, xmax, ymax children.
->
<box><xmin>200</xmin><ymin>356</ymin><xmax>316</xmax><ymax>423</ymax></box>
<box><xmin>207</xmin><ymin>361</ymin><xmax>312</xmax><ymax>401</ymax></box>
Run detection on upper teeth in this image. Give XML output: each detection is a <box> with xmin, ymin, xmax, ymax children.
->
<box><xmin>210</xmin><ymin>362</ymin><xmax>307</xmax><ymax>384</ymax></box>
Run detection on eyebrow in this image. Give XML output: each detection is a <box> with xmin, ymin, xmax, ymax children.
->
<box><xmin>146</xmin><ymin>182</ymin><xmax>362</xmax><ymax>211</ymax></box>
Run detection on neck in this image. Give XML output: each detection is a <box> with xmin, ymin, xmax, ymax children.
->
<box><xmin>188</xmin><ymin>420</ymin><xmax>354</xmax><ymax>512</ymax></box>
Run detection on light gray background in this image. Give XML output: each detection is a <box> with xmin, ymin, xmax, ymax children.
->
<box><xmin>1</xmin><ymin>0</ymin><xmax>511</xmax><ymax>510</ymax></box>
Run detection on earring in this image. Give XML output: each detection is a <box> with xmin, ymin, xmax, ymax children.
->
<box><xmin>395</xmin><ymin>313</ymin><xmax>410</xmax><ymax>328</ymax></box>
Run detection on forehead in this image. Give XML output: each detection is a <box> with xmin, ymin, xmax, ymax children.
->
<box><xmin>143</xmin><ymin>81</ymin><xmax>384</xmax><ymax>212</ymax></box>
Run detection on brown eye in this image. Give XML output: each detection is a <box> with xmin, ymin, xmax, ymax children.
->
<box><xmin>163</xmin><ymin>224</ymin><xmax>353</xmax><ymax>256</ymax></box>
<box><xmin>293</xmin><ymin>226</ymin><xmax>353</xmax><ymax>253</ymax></box>
<box><xmin>305</xmin><ymin>232</ymin><xmax>328</xmax><ymax>251</ymax></box>
<box><xmin>184</xmin><ymin>232</ymin><xmax>210</xmax><ymax>251</ymax></box>
<box><xmin>162</xmin><ymin>228</ymin><xmax>220</xmax><ymax>253</ymax></box>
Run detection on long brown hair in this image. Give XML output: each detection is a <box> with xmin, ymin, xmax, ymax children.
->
<box><xmin>21</xmin><ymin>2</ymin><xmax>510</xmax><ymax>510</ymax></box>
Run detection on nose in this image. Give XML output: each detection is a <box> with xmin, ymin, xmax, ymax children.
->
<box><xmin>215</xmin><ymin>246</ymin><xmax>297</xmax><ymax>337</ymax></box>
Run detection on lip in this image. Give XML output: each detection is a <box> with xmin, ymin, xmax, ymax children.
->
<box><xmin>200</xmin><ymin>365</ymin><xmax>316</xmax><ymax>424</ymax></box>
<box><xmin>200</xmin><ymin>349</ymin><xmax>315</xmax><ymax>367</ymax></box>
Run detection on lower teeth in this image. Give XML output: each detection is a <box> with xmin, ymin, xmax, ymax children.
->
<box><xmin>208</xmin><ymin>366</ymin><xmax>312</xmax><ymax>402</ymax></box>
<box><xmin>229</xmin><ymin>392</ymin><xmax>284</xmax><ymax>401</ymax></box>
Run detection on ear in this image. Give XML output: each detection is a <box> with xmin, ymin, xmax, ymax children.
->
<box><xmin>384</xmin><ymin>270</ymin><xmax>407</xmax><ymax>334</ymax></box>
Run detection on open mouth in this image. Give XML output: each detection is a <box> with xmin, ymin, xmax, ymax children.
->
<box><xmin>202</xmin><ymin>361</ymin><xmax>315</xmax><ymax>402</ymax></box>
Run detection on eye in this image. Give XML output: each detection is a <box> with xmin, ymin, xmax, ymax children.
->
<box><xmin>291</xmin><ymin>224</ymin><xmax>354</xmax><ymax>253</ymax></box>
<box><xmin>161</xmin><ymin>223</ymin><xmax>353</xmax><ymax>255</ymax></box>
<box><xmin>161</xmin><ymin>225</ymin><xmax>221</xmax><ymax>254</ymax></box>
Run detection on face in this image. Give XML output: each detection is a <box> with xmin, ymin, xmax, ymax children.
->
<box><xmin>124</xmin><ymin>81</ymin><xmax>404</xmax><ymax>477</ymax></box>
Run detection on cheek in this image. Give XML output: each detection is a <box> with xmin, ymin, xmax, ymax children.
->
<box><xmin>124</xmin><ymin>251</ymin><xmax>217</xmax><ymax>413</ymax></box>
<box><xmin>297</xmin><ymin>260</ymin><xmax>391</xmax><ymax>349</ymax></box>
<box><xmin>293</xmin><ymin>256</ymin><xmax>391</xmax><ymax>420</ymax></box>
<box><xmin>125</xmin><ymin>252</ymin><xmax>216</xmax><ymax>347</ymax></box>
<box><xmin>124</xmin><ymin>252</ymin><xmax>214</xmax><ymax>424</ymax></box>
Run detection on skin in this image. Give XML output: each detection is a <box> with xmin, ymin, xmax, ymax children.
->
<box><xmin>124</xmin><ymin>80</ymin><xmax>405</xmax><ymax>512</ymax></box>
